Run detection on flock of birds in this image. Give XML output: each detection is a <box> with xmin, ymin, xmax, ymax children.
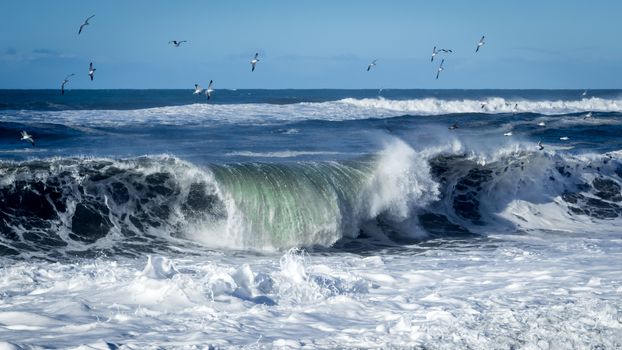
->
<box><xmin>57</xmin><ymin>15</ymin><xmax>488</xmax><ymax>102</ymax></box>
<box><xmin>17</xmin><ymin>16</ymin><xmax>592</xmax><ymax>151</ymax></box>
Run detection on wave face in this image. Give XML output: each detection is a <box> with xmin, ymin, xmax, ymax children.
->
<box><xmin>0</xmin><ymin>157</ymin><xmax>223</xmax><ymax>258</ymax></box>
<box><xmin>0</xmin><ymin>141</ymin><xmax>438</xmax><ymax>256</ymax></box>
<box><xmin>1</xmin><ymin>141</ymin><xmax>621</xmax><ymax>258</ymax></box>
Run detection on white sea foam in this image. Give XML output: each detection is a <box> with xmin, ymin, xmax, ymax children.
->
<box><xmin>3</xmin><ymin>96</ymin><xmax>621</xmax><ymax>127</ymax></box>
<box><xmin>339</xmin><ymin>96</ymin><xmax>622</xmax><ymax>115</ymax></box>
<box><xmin>1</xmin><ymin>238</ymin><xmax>621</xmax><ymax>348</ymax></box>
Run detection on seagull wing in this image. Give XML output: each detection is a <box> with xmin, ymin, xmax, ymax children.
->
<box><xmin>208</xmin><ymin>80</ymin><xmax>213</xmax><ymax>89</ymax></box>
<box><xmin>86</xmin><ymin>14</ymin><xmax>95</xmax><ymax>23</ymax></box>
<box><xmin>78</xmin><ymin>24</ymin><xmax>85</xmax><ymax>34</ymax></box>
<box><xmin>254</xmin><ymin>53</ymin><xmax>259</xmax><ymax>59</ymax></box>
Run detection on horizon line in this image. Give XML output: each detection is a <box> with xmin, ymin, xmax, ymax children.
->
<box><xmin>0</xmin><ymin>88</ymin><xmax>618</xmax><ymax>91</ymax></box>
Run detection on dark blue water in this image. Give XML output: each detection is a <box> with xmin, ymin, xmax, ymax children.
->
<box><xmin>1</xmin><ymin>89</ymin><xmax>621</xmax><ymax>258</ymax></box>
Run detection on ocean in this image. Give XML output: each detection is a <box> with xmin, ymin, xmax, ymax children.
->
<box><xmin>1</xmin><ymin>89</ymin><xmax>621</xmax><ymax>348</ymax></box>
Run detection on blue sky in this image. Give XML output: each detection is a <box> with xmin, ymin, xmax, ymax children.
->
<box><xmin>1</xmin><ymin>0</ymin><xmax>620</xmax><ymax>89</ymax></box>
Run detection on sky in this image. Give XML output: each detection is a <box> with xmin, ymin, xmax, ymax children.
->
<box><xmin>1</xmin><ymin>0</ymin><xmax>621</xmax><ymax>89</ymax></box>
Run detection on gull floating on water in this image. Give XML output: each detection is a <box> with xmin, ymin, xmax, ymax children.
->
<box><xmin>560</xmin><ymin>136</ymin><xmax>569</xmax><ymax>141</ymax></box>
<box><xmin>475</xmin><ymin>35</ymin><xmax>485</xmax><ymax>53</ymax></box>
<box><xmin>436</xmin><ymin>59</ymin><xmax>445</xmax><ymax>80</ymax></box>
<box><xmin>205</xmin><ymin>80</ymin><xmax>214</xmax><ymax>100</ymax></box>
<box><xmin>583</xmin><ymin>112</ymin><xmax>593</xmax><ymax>120</ymax></box>
<box><xmin>367</xmin><ymin>59</ymin><xmax>378</xmax><ymax>71</ymax></box>
<box><xmin>250</xmin><ymin>53</ymin><xmax>260</xmax><ymax>72</ymax></box>
<box><xmin>88</xmin><ymin>62</ymin><xmax>96</xmax><ymax>81</ymax></box>
<box><xmin>537</xmin><ymin>141</ymin><xmax>544</xmax><ymax>151</ymax></box>
<box><xmin>61</xmin><ymin>73</ymin><xmax>75</xmax><ymax>95</ymax></box>
<box><xmin>168</xmin><ymin>40</ymin><xmax>187</xmax><ymax>47</ymax></box>
<box><xmin>78</xmin><ymin>15</ymin><xmax>95</xmax><ymax>35</ymax></box>
<box><xmin>581</xmin><ymin>90</ymin><xmax>588</xmax><ymax>97</ymax></box>
<box><xmin>193</xmin><ymin>84</ymin><xmax>203</xmax><ymax>95</ymax></box>
<box><xmin>538</xmin><ymin>121</ymin><xmax>546</xmax><ymax>126</ymax></box>
<box><xmin>20</xmin><ymin>131</ymin><xmax>34</xmax><ymax>146</ymax></box>
<box><xmin>504</xmin><ymin>131</ymin><xmax>513</xmax><ymax>136</ymax></box>
<box><xmin>448</xmin><ymin>123</ymin><xmax>459</xmax><ymax>130</ymax></box>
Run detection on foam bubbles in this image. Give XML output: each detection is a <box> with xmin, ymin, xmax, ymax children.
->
<box><xmin>140</xmin><ymin>255</ymin><xmax>178</xmax><ymax>279</ymax></box>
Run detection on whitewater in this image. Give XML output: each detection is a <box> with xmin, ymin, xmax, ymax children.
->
<box><xmin>1</xmin><ymin>90</ymin><xmax>622</xmax><ymax>349</ymax></box>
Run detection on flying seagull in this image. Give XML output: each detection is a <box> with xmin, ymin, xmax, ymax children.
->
<box><xmin>193</xmin><ymin>84</ymin><xmax>203</xmax><ymax>95</ymax></box>
<box><xmin>88</xmin><ymin>62</ymin><xmax>96</xmax><ymax>81</ymax></box>
<box><xmin>560</xmin><ymin>136</ymin><xmax>569</xmax><ymax>141</ymax></box>
<box><xmin>436</xmin><ymin>59</ymin><xmax>445</xmax><ymax>80</ymax></box>
<box><xmin>78</xmin><ymin>15</ymin><xmax>95</xmax><ymax>35</ymax></box>
<box><xmin>205</xmin><ymin>80</ymin><xmax>214</xmax><ymax>100</ymax></box>
<box><xmin>538</xmin><ymin>121</ymin><xmax>546</xmax><ymax>126</ymax></box>
<box><xmin>20</xmin><ymin>131</ymin><xmax>34</xmax><ymax>146</ymax></box>
<box><xmin>581</xmin><ymin>90</ymin><xmax>588</xmax><ymax>97</ymax></box>
<box><xmin>61</xmin><ymin>73</ymin><xmax>75</xmax><ymax>95</ymax></box>
<box><xmin>431</xmin><ymin>47</ymin><xmax>453</xmax><ymax>62</ymax></box>
<box><xmin>537</xmin><ymin>141</ymin><xmax>544</xmax><ymax>151</ymax></box>
<box><xmin>367</xmin><ymin>59</ymin><xmax>378</xmax><ymax>71</ymax></box>
<box><xmin>250</xmin><ymin>53</ymin><xmax>260</xmax><ymax>72</ymax></box>
<box><xmin>481</xmin><ymin>102</ymin><xmax>488</xmax><ymax>109</ymax></box>
<box><xmin>512</xmin><ymin>103</ymin><xmax>519</xmax><ymax>116</ymax></box>
<box><xmin>168</xmin><ymin>40</ymin><xmax>187</xmax><ymax>47</ymax></box>
<box><xmin>475</xmin><ymin>35</ymin><xmax>485</xmax><ymax>53</ymax></box>
<box><xmin>503</xmin><ymin>131</ymin><xmax>513</xmax><ymax>136</ymax></box>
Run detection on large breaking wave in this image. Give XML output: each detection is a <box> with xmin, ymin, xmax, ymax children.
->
<box><xmin>1</xmin><ymin>140</ymin><xmax>621</xmax><ymax>258</ymax></box>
